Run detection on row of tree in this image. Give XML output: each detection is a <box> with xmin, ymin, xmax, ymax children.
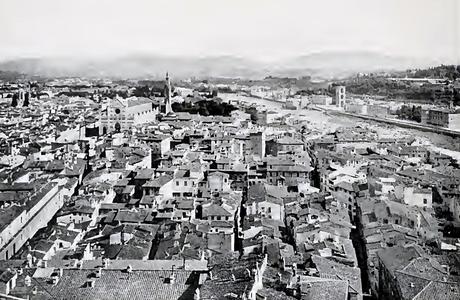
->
<box><xmin>171</xmin><ymin>99</ymin><xmax>236</xmax><ymax>116</ymax></box>
<box><xmin>10</xmin><ymin>92</ymin><xmax>30</xmax><ymax>107</ymax></box>
<box><xmin>395</xmin><ymin>105</ymin><xmax>422</xmax><ymax>123</ymax></box>
<box><xmin>410</xmin><ymin>65</ymin><xmax>460</xmax><ymax>80</ymax></box>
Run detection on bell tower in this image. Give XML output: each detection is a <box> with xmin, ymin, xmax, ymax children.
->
<box><xmin>164</xmin><ymin>72</ymin><xmax>173</xmax><ymax>115</ymax></box>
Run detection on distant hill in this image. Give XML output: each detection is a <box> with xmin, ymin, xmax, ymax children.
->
<box><xmin>0</xmin><ymin>51</ymin><xmax>443</xmax><ymax>80</ymax></box>
<box><xmin>0</xmin><ymin>70</ymin><xmax>23</xmax><ymax>81</ymax></box>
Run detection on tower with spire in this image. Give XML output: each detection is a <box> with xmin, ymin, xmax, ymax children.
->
<box><xmin>164</xmin><ymin>72</ymin><xmax>174</xmax><ymax>116</ymax></box>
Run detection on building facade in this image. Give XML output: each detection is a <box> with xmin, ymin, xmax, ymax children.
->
<box><xmin>100</xmin><ymin>97</ymin><xmax>158</xmax><ymax>134</ymax></box>
<box><xmin>427</xmin><ymin>109</ymin><xmax>460</xmax><ymax>130</ymax></box>
<box><xmin>335</xmin><ymin>86</ymin><xmax>346</xmax><ymax>108</ymax></box>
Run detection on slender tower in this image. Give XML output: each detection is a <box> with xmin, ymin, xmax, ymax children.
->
<box><xmin>164</xmin><ymin>72</ymin><xmax>173</xmax><ymax>115</ymax></box>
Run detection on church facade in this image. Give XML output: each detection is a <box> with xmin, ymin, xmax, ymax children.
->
<box><xmin>99</xmin><ymin>96</ymin><xmax>159</xmax><ymax>134</ymax></box>
<box><xmin>99</xmin><ymin>73</ymin><xmax>175</xmax><ymax>134</ymax></box>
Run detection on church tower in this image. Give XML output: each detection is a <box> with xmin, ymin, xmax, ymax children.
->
<box><xmin>164</xmin><ymin>72</ymin><xmax>174</xmax><ymax>115</ymax></box>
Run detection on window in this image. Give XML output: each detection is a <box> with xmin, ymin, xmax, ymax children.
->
<box><xmin>267</xmin><ymin>207</ymin><xmax>272</xmax><ymax>213</ymax></box>
<box><xmin>176</xmin><ymin>181</ymin><xmax>179</xmax><ymax>186</ymax></box>
<box><xmin>184</xmin><ymin>181</ymin><xmax>187</xmax><ymax>186</ymax></box>
<box><xmin>423</xmin><ymin>199</ymin><xmax>427</xmax><ymax>204</ymax></box>
<box><xmin>115</xmin><ymin>108</ymin><xmax>121</xmax><ymax>114</ymax></box>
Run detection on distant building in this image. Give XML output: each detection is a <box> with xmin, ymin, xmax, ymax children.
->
<box><xmin>266</xmin><ymin>136</ymin><xmax>304</xmax><ymax>156</ymax></box>
<box><xmin>427</xmin><ymin>109</ymin><xmax>460</xmax><ymax>130</ymax></box>
<box><xmin>345</xmin><ymin>102</ymin><xmax>366</xmax><ymax>114</ymax></box>
<box><xmin>335</xmin><ymin>86</ymin><xmax>346</xmax><ymax>108</ymax></box>
<box><xmin>247</xmin><ymin>132</ymin><xmax>266</xmax><ymax>158</ymax></box>
<box><xmin>161</xmin><ymin>72</ymin><xmax>178</xmax><ymax>121</ymax></box>
<box><xmin>365</xmin><ymin>104</ymin><xmax>390</xmax><ymax>117</ymax></box>
<box><xmin>99</xmin><ymin>97</ymin><xmax>158</xmax><ymax>134</ymax></box>
<box><xmin>266</xmin><ymin>158</ymin><xmax>309</xmax><ymax>186</ymax></box>
<box><xmin>246</xmin><ymin>184</ymin><xmax>287</xmax><ymax>221</ymax></box>
<box><xmin>402</xmin><ymin>186</ymin><xmax>432</xmax><ymax>208</ymax></box>
<box><xmin>310</xmin><ymin>94</ymin><xmax>332</xmax><ymax>105</ymax></box>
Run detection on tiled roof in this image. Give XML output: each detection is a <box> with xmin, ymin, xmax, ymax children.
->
<box><xmin>29</xmin><ymin>269</ymin><xmax>199</xmax><ymax>300</ymax></box>
<box><xmin>312</xmin><ymin>255</ymin><xmax>362</xmax><ymax>296</ymax></box>
<box><xmin>377</xmin><ymin>245</ymin><xmax>422</xmax><ymax>276</ymax></box>
<box><xmin>143</xmin><ymin>175</ymin><xmax>173</xmax><ymax>188</ymax></box>
<box><xmin>248</xmin><ymin>183</ymin><xmax>288</xmax><ymax>206</ymax></box>
<box><xmin>414</xmin><ymin>281</ymin><xmax>460</xmax><ymax>300</ymax></box>
<box><xmin>201</xmin><ymin>254</ymin><xmax>260</xmax><ymax>299</ymax></box>
<box><xmin>299</xmin><ymin>276</ymin><xmax>349</xmax><ymax>300</ymax></box>
<box><xmin>202</xmin><ymin>203</ymin><xmax>232</xmax><ymax>217</ymax></box>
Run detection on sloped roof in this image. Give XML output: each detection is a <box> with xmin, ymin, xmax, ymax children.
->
<box><xmin>202</xmin><ymin>203</ymin><xmax>232</xmax><ymax>217</ymax></box>
<box><xmin>247</xmin><ymin>183</ymin><xmax>288</xmax><ymax>206</ymax></box>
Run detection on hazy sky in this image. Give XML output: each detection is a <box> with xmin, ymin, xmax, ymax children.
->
<box><xmin>0</xmin><ymin>0</ymin><xmax>458</xmax><ymax>62</ymax></box>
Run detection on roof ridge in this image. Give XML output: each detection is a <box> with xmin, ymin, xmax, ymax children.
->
<box><xmin>412</xmin><ymin>280</ymin><xmax>433</xmax><ymax>300</ymax></box>
<box><xmin>396</xmin><ymin>269</ymin><xmax>453</xmax><ymax>284</ymax></box>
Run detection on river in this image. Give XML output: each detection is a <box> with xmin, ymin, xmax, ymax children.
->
<box><xmin>220</xmin><ymin>93</ymin><xmax>460</xmax><ymax>162</ymax></box>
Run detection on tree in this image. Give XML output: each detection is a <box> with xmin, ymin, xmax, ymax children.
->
<box><xmin>11</xmin><ymin>94</ymin><xmax>18</xmax><ymax>107</ymax></box>
<box><xmin>23</xmin><ymin>92</ymin><xmax>30</xmax><ymax>107</ymax></box>
<box><xmin>246</xmin><ymin>107</ymin><xmax>258</xmax><ymax>123</ymax></box>
<box><xmin>396</xmin><ymin>104</ymin><xmax>422</xmax><ymax>123</ymax></box>
<box><xmin>412</xmin><ymin>106</ymin><xmax>422</xmax><ymax>123</ymax></box>
<box><xmin>132</xmin><ymin>85</ymin><xmax>151</xmax><ymax>98</ymax></box>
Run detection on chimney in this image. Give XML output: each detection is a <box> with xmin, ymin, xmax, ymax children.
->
<box><xmin>194</xmin><ymin>288</ymin><xmax>200</xmax><ymax>300</ymax></box>
<box><xmin>169</xmin><ymin>265</ymin><xmax>176</xmax><ymax>283</ymax></box>
<box><xmin>25</xmin><ymin>275</ymin><xmax>32</xmax><ymax>287</ymax></box>
<box><xmin>200</xmin><ymin>250</ymin><xmax>206</xmax><ymax>261</ymax></box>
<box><xmin>87</xmin><ymin>280</ymin><xmax>95</xmax><ymax>288</ymax></box>
<box><xmin>104</xmin><ymin>258</ymin><xmax>110</xmax><ymax>269</ymax></box>
<box><xmin>169</xmin><ymin>273</ymin><xmax>176</xmax><ymax>284</ymax></box>
<box><xmin>51</xmin><ymin>275</ymin><xmax>59</xmax><ymax>286</ymax></box>
<box><xmin>26</xmin><ymin>254</ymin><xmax>34</xmax><ymax>267</ymax></box>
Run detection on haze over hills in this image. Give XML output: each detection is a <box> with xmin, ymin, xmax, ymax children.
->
<box><xmin>0</xmin><ymin>51</ymin><xmax>443</xmax><ymax>80</ymax></box>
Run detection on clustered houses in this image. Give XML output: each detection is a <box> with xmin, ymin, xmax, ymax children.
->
<box><xmin>310</xmin><ymin>125</ymin><xmax>460</xmax><ymax>299</ymax></box>
<box><xmin>0</xmin><ymin>75</ymin><xmax>459</xmax><ymax>300</ymax></box>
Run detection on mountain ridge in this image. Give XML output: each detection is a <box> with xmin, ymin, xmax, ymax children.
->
<box><xmin>0</xmin><ymin>51</ymin><xmax>442</xmax><ymax>80</ymax></box>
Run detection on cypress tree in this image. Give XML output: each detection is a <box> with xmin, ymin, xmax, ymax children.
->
<box><xmin>11</xmin><ymin>93</ymin><xmax>18</xmax><ymax>107</ymax></box>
